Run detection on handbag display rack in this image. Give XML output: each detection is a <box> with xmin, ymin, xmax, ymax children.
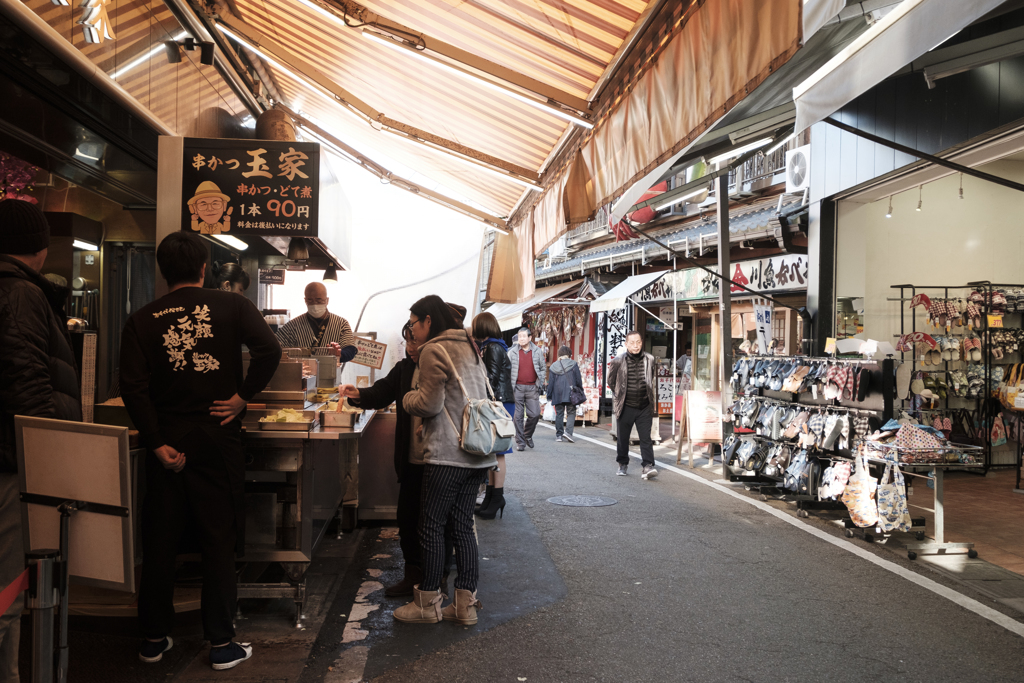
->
<box><xmin>855</xmin><ymin>439</ymin><xmax>984</xmax><ymax>560</ymax></box>
<box><xmin>891</xmin><ymin>281</ymin><xmax>1024</xmax><ymax>488</ymax></box>
<box><xmin>727</xmin><ymin>354</ymin><xmax>896</xmax><ymax>517</ymax></box>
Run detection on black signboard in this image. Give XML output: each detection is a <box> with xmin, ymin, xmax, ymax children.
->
<box><xmin>180</xmin><ymin>138</ymin><xmax>319</xmax><ymax>237</ymax></box>
<box><xmin>259</xmin><ymin>268</ymin><xmax>286</xmax><ymax>285</ymax></box>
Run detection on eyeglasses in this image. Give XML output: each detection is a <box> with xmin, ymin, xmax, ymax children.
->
<box><xmin>195</xmin><ymin>200</ymin><xmax>224</xmax><ymax>211</ymax></box>
<box><xmin>404</xmin><ymin>317</ymin><xmax>420</xmax><ymax>331</ymax></box>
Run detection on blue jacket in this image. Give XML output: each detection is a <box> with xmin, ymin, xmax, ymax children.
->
<box><xmin>547</xmin><ymin>358</ymin><xmax>583</xmax><ymax>405</ymax></box>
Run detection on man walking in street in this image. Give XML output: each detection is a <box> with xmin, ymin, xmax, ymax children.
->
<box><xmin>120</xmin><ymin>232</ymin><xmax>281</xmax><ymax>671</ymax></box>
<box><xmin>0</xmin><ymin>200</ymin><xmax>82</xmax><ymax>683</ymax></box>
<box><xmin>608</xmin><ymin>331</ymin><xmax>658</xmax><ymax>479</ymax></box>
<box><xmin>508</xmin><ymin>327</ymin><xmax>546</xmax><ymax>451</ymax></box>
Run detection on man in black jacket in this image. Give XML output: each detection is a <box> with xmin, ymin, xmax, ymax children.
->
<box><xmin>120</xmin><ymin>232</ymin><xmax>281</xmax><ymax>671</ymax></box>
<box><xmin>607</xmin><ymin>331</ymin><xmax>658</xmax><ymax>480</ymax></box>
<box><xmin>0</xmin><ymin>199</ymin><xmax>82</xmax><ymax>682</ymax></box>
<box><xmin>340</xmin><ymin>327</ymin><xmax>431</xmax><ymax>596</ymax></box>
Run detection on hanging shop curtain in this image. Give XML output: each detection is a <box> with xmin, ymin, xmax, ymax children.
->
<box><xmin>574</xmin><ymin>0</ymin><xmax>803</xmax><ymax>213</ymax></box>
<box><xmin>533</xmin><ymin>170</ymin><xmax>568</xmax><ymax>258</ymax></box>
<box><xmin>793</xmin><ymin>0</ymin><xmax>1006</xmax><ymax>134</ymax></box>
<box><xmin>487</xmin><ymin>212</ymin><xmax>536</xmax><ymax>304</ymax></box>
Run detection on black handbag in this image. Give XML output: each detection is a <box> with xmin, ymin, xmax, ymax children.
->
<box><xmin>569</xmin><ymin>385</ymin><xmax>587</xmax><ymax>406</ymax></box>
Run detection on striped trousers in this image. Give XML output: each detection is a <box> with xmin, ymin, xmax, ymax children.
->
<box><xmin>419</xmin><ymin>464</ymin><xmax>488</xmax><ymax>593</ymax></box>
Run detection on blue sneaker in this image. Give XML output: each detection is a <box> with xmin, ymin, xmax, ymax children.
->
<box><xmin>139</xmin><ymin>636</ymin><xmax>173</xmax><ymax>663</ymax></box>
<box><xmin>210</xmin><ymin>642</ymin><xmax>253</xmax><ymax>671</ymax></box>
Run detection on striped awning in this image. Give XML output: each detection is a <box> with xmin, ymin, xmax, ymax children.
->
<box><xmin>229</xmin><ymin>0</ymin><xmax>648</xmax><ymax>216</ymax></box>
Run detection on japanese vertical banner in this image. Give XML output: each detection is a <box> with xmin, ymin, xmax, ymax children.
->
<box><xmin>753</xmin><ymin>300</ymin><xmax>773</xmax><ymax>355</ymax></box>
<box><xmin>180</xmin><ymin>139</ymin><xmax>320</xmax><ymax>237</ymax></box>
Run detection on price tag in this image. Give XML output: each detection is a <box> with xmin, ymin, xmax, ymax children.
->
<box><xmin>988</xmin><ymin>315</ymin><xmax>1004</xmax><ymax>328</ymax></box>
<box><xmin>1015</xmin><ymin>395</ymin><xmax>1024</xmax><ymax>409</ymax></box>
<box><xmin>824</xmin><ymin>338</ymin><xmax>837</xmax><ymax>354</ymax></box>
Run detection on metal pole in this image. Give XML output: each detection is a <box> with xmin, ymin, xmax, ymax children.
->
<box><xmin>716</xmin><ymin>175</ymin><xmax>733</xmax><ymax>477</ymax></box>
<box><xmin>56</xmin><ymin>503</ymin><xmax>77</xmax><ymax>683</ymax></box>
<box><xmin>27</xmin><ymin>549</ymin><xmax>58</xmax><ymax>683</ymax></box>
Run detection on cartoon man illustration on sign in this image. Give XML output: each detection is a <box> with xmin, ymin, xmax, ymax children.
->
<box><xmin>188</xmin><ymin>181</ymin><xmax>233</xmax><ymax>234</ymax></box>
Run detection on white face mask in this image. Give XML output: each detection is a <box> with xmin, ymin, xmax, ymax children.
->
<box><xmin>307</xmin><ymin>304</ymin><xmax>327</xmax><ymax>319</ymax></box>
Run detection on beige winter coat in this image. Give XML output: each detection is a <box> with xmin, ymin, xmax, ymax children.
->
<box><xmin>402</xmin><ymin>329</ymin><xmax>498</xmax><ymax>469</ymax></box>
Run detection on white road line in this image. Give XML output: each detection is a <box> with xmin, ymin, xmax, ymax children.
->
<box><xmin>538</xmin><ymin>423</ymin><xmax>1024</xmax><ymax>639</ymax></box>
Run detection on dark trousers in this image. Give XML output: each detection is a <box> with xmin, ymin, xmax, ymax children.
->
<box><xmin>513</xmin><ymin>384</ymin><xmax>541</xmax><ymax>447</ymax></box>
<box><xmin>397</xmin><ymin>465</ymin><xmax>424</xmax><ymax>568</ymax></box>
<box><xmin>419</xmin><ymin>465</ymin><xmax>487</xmax><ymax>593</ymax></box>
<box><xmin>554</xmin><ymin>403</ymin><xmax>575</xmax><ymax>438</ymax></box>
<box><xmin>616</xmin><ymin>403</ymin><xmax>655</xmax><ymax>467</ymax></box>
<box><xmin>139</xmin><ymin>424</ymin><xmax>243</xmax><ymax>644</ymax></box>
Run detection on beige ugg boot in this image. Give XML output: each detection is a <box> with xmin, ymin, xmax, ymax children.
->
<box><xmin>392</xmin><ymin>585</ymin><xmax>444</xmax><ymax>624</ymax></box>
<box><xmin>441</xmin><ymin>588</ymin><xmax>482</xmax><ymax>626</ymax></box>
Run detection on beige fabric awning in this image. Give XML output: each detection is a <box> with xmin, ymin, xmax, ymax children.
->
<box><xmin>589</xmin><ymin>270</ymin><xmax>669</xmax><ymax>313</ymax></box>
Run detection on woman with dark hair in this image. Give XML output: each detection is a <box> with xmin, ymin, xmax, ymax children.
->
<box><xmin>471</xmin><ymin>311</ymin><xmax>513</xmax><ymax>520</ymax></box>
<box><xmin>339</xmin><ymin>325</ymin><xmax>425</xmax><ymax>596</ymax></box>
<box><xmin>396</xmin><ymin>295</ymin><xmax>495</xmax><ymax>626</ymax></box>
<box><xmin>209</xmin><ymin>262</ymin><xmax>250</xmax><ymax>294</ymax></box>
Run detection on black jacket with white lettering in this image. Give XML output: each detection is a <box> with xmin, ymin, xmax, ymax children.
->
<box><xmin>120</xmin><ymin>287</ymin><xmax>282</xmax><ymax>449</ymax></box>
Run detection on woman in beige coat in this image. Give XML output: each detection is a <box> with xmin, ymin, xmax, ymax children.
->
<box><xmin>395</xmin><ymin>295</ymin><xmax>497</xmax><ymax>626</ymax></box>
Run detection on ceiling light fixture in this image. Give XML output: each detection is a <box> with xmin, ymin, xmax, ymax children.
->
<box><xmin>652</xmin><ymin>186</ymin><xmax>708</xmax><ymax>212</ymax></box>
<box><xmin>72</xmin><ymin>239</ymin><xmax>98</xmax><ymax>251</ymax></box>
<box><xmin>213</xmin><ymin>234</ymin><xmax>249</xmax><ymax>251</ymax></box>
<box><xmin>323</xmin><ymin>262</ymin><xmax>338</xmax><ymax>282</ymax></box>
<box><xmin>361</xmin><ymin>29</ymin><xmax>593</xmax><ymax>129</ymax></box>
<box><xmin>287</xmin><ymin>237</ymin><xmax>309</xmax><ymax>261</ymax></box>
<box><xmin>708</xmin><ymin>138</ymin><xmax>773</xmax><ymax>165</ymax></box>
<box><xmin>109</xmin><ymin>31</ymin><xmax>188</xmax><ymax>79</ymax></box>
<box><xmin>917</xmin><ymin>184</ymin><xmax>923</xmax><ymax>212</ymax></box>
<box><xmin>765</xmin><ymin>132</ymin><xmax>797</xmax><ymax>156</ymax></box>
<box><xmin>885</xmin><ymin>195</ymin><xmax>893</xmax><ymax>218</ymax></box>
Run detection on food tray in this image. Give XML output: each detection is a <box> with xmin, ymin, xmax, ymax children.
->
<box><xmin>320</xmin><ymin>412</ymin><xmax>357</xmax><ymax>428</ymax></box>
<box><xmin>259</xmin><ymin>419</ymin><xmax>314</xmax><ymax>431</ymax></box>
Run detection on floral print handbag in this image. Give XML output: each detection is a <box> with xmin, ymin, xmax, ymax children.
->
<box><xmin>841</xmin><ymin>453</ymin><xmax>879</xmax><ymax>527</ymax></box>
<box><xmin>876</xmin><ymin>463</ymin><xmax>912</xmax><ymax>533</ymax></box>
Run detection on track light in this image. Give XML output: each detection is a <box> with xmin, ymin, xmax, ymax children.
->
<box><xmin>885</xmin><ymin>195</ymin><xmax>892</xmax><ymax>218</ymax></box>
<box><xmin>917</xmin><ymin>185</ymin><xmax>923</xmax><ymax>212</ymax></box>
<box><xmin>109</xmin><ymin>31</ymin><xmax>187</xmax><ymax>78</ymax></box>
<box><xmin>287</xmin><ymin>237</ymin><xmax>309</xmax><ymax>261</ymax></box>
<box><xmin>213</xmin><ymin>235</ymin><xmax>248</xmax><ymax>251</ymax></box>
<box><xmin>765</xmin><ymin>133</ymin><xmax>797</xmax><ymax>156</ymax></box>
<box><xmin>708</xmin><ymin>138</ymin><xmax>773</xmax><ymax>165</ymax></box>
<box><xmin>652</xmin><ymin>186</ymin><xmax>708</xmax><ymax>212</ymax></box>
<box><xmin>72</xmin><ymin>239</ymin><xmax>98</xmax><ymax>251</ymax></box>
<box><xmin>323</xmin><ymin>262</ymin><xmax>338</xmax><ymax>282</ymax></box>
<box><xmin>200</xmin><ymin>42</ymin><xmax>215</xmax><ymax>66</ymax></box>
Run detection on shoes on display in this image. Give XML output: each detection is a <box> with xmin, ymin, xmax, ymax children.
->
<box><xmin>617</xmin><ymin>464</ymin><xmax>628</xmax><ymax>476</ymax></box>
<box><xmin>210</xmin><ymin>642</ymin><xmax>253</xmax><ymax>671</ymax></box>
<box><xmin>641</xmin><ymin>465</ymin><xmax>658</xmax><ymax>480</ymax></box>
<box><xmin>139</xmin><ymin>637</ymin><xmax>173</xmax><ymax>663</ymax></box>
<box><xmin>562</xmin><ymin>434</ymin><xmax>575</xmax><ymax>443</ymax></box>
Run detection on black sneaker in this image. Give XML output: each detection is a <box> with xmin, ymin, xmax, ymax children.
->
<box><xmin>562</xmin><ymin>434</ymin><xmax>575</xmax><ymax>443</ymax></box>
<box><xmin>139</xmin><ymin>637</ymin><xmax>173</xmax><ymax>663</ymax></box>
<box><xmin>526</xmin><ymin>438</ymin><xmax>535</xmax><ymax>448</ymax></box>
<box><xmin>616</xmin><ymin>464</ymin><xmax>628</xmax><ymax>476</ymax></box>
<box><xmin>210</xmin><ymin>642</ymin><xmax>253</xmax><ymax>671</ymax></box>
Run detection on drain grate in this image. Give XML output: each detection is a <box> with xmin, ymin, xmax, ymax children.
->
<box><xmin>547</xmin><ymin>495</ymin><xmax>617</xmax><ymax>507</ymax></box>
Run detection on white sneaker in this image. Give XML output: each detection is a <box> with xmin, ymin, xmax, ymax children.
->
<box><xmin>562</xmin><ymin>434</ymin><xmax>575</xmax><ymax>443</ymax></box>
<box><xmin>641</xmin><ymin>465</ymin><xmax>658</xmax><ymax>480</ymax></box>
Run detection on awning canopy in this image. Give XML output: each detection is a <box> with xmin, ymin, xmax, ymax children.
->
<box><xmin>793</xmin><ymin>0</ymin><xmax>1006</xmax><ymax>134</ymax></box>
<box><xmin>486</xmin><ymin>280</ymin><xmax>583</xmax><ymax>332</ymax></box>
<box><xmin>589</xmin><ymin>271</ymin><xmax>669</xmax><ymax>314</ymax></box>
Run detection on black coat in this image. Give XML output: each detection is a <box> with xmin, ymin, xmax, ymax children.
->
<box><xmin>546</xmin><ymin>358</ymin><xmax>583</xmax><ymax>405</ymax></box>
<box><xmin>351</xmin><ymin>357</ymin><xmax>416</xmax><ymax>482</ymax></box>
<box><xmin>0</xmin><ymin>255</ymin><xmax>82</xmax><ymax>472</ymax></box>
<box><xmin>481</xmin><ymin>339</ymin><xmax>514</xmax><ymax>403</ymax></box>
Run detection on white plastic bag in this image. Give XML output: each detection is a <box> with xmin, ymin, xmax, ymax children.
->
<box><xmin>543</xmin><ymin>402</ymin><xmax>556</xmax><ymax>422</ymax></box>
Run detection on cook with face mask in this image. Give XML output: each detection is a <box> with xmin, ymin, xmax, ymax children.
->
<box><xmin>274</xmin><ymin>281</ymin><xmax>358</xmax><ymax>361</ymax></box>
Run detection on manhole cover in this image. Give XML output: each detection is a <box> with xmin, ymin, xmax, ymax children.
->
<box><xmin>547</xmin><ymin>495</ymin><xmax>617</xmax><ymax>507</ymax></box>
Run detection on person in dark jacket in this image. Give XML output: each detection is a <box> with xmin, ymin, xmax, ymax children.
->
<box><xmin>607</xmin><ymin>331</ymin><xmax>658</xmax><ymax>480</ymax></box>
<box><xmin>0</xmin><ymin>199</ymin><xmax>82</xmax><ymax>682</ymax></box>
<box><xmin>120</xmin><ymin>232</ymin><xmax>281</xmax><ymax>671</ymax></box>
<box><xmin>547</xmin><ymin>346</ymin><xmax>584</xmax><ymax>443</ymax></box>
<box><xmin>471</xmin><ymin>312</ymin><xmax>513</xmax><ymax>519</ymax></box>
<box><xmin>340</xmin><ymin>326</ymin><xmax>427</xmax><ymax>596</ymax></box>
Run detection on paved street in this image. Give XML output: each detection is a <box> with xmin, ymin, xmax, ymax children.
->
<box><xmin>46</xmin><ymin>423</ymin><xmax>1024</xmax><ymax>682</ymax></box>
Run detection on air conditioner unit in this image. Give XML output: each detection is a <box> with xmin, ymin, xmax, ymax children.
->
<box><xmin>785</xmin><ymin>145</ymin><xmax>811</xmax><ymax>193</ymax></box>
